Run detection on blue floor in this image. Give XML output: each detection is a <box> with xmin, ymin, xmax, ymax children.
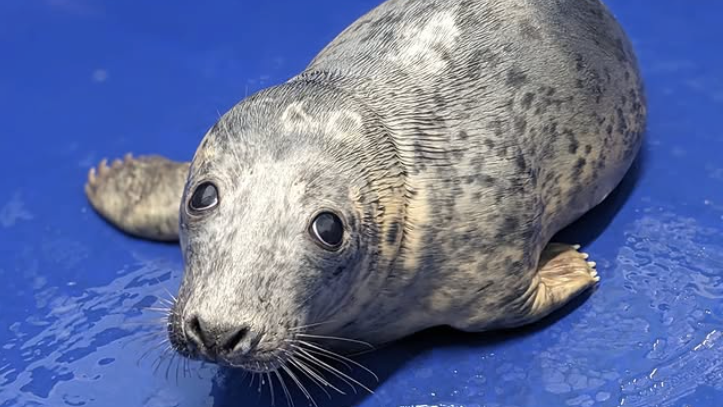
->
<box><xmin>1</xmin><ymin>1</ymin><xmax>722</xmax><ymax>406</ymax></box>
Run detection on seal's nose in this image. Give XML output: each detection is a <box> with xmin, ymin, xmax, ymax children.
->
<box><xmin>185</xmin><ymin>314</ymin><xmax>258</xmax><ymax>358</ymax></box>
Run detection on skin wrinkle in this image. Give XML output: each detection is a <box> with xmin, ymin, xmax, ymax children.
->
<box><xmin>83</xmin><ymin>0</ymin><xmax>646</xmax><ymax>372</ymax></box>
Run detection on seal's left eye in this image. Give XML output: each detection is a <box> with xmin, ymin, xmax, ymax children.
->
<box><xmin>310</xmin><ymin>212</ymin><xmax>344</xmax><ymax>249</ymax></box>
<box><xmin>189</xmin><ymin>182</ymin><xmax>219</xmax><ymax>213</ymax></box>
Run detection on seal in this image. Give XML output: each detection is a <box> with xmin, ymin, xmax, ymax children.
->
<box><xmin>85</xmin><ymin>0</ymin><xmax>646</xmax><ymax>378</ymax></box>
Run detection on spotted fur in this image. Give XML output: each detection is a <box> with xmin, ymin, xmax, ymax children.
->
<box><xmin>85</xmin><ymin>0</ymin><xmax>646</xmax><ymax>371</ymax></box>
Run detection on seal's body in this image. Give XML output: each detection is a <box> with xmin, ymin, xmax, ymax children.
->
<box><xmin>86</xmin><ymin>0</ymin><xmax>645</xmax><ymax>374</ymax></box>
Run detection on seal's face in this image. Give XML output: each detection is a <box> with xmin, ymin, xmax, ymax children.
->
<box><xmin>167</xmin><ymin>94</ymin><xmax>385</xmax><ymax>373</ymax></box>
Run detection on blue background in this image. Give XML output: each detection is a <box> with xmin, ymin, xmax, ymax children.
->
<box><xmin>1</xmin><ymin>1</ymin><xmax>722</xmax><ymax>406</ymax></box>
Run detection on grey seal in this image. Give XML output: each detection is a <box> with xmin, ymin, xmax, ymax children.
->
<box><xmin>85</xmin><ymin>0</ymin><xmax>646</xmax><ymax>380</ymax></box>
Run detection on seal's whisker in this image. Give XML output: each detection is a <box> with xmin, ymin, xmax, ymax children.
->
<box><xmin>120</xmin><ymin>328</ymin><xmax>165</xmax><ymax>351</ymax></box>
<box><xmin>294</xmin><ymin>350</ymin><xmax>360</xmax><ymax>395</ymax></box>
<box><xmin>298</xmin><ymin>345</ymin><xmax>377</xmax><ymax>393</ymax></box>
<box><xmin>131</xmin><ymin>305</ymin><xmax>173</xmax><ymax>317</ymax></box>
<box><xmin>141</xmin><ymin>307</ymin><xmax>173</xmax><ymax>315</ymax></box>
<box><xmin>294</xmin><ymin>333</ymin><xmax>374</xmax><ymax>349</ymax></box>
<box><xmin>288</xmin><ymin>320</ymin><xmax>336</xmax><ymax>332</ymax></box>
<box><xmin>156</xmin><ymin>296</ymin><xmax>174</xmax><ymax>307</ymax></box>
<box><xmin>175</xmin><ymin>352</ymin><xmax>182</xmax><ymax>385</ymax></box>
<box><xmin>291</xmin><ymin>340</ymin><xmax>352</xmax><ymax>371</ymax></box>
<box><xmin>294</xmin><ymin>340</ymin><xmax>379</xmax><ymax>381</ymax></box>
<box><xmin>128</xmin><ymin>330</ymin><xmax>168</xmax><ymax>348</ymax></box>
<box><xmin>149</xmin><ymin>345</ymin><xmax>172</xmax><ymax>370</ymax></box>
<box><xmin>151</xmin><ymin>347</ymin><xmax>172</xmax><ymax>375</ymax></box>
<box><xmin>136</xmin><ymin>338</ymin><xmax>169</xmax><ymax>365</ymax></box>
<box><xmin>266</xmin><ymin>371</ymin><xmax>276</xmax><ymax>406</ymax></box>
<box><xmin>161</xmin><ymin>286</ymin><xmax>178</xmax><ymax>305</ymax></box>
<box><xmin>282</xmin><ymin>364</ymin><xmax>318</xmax><ymax>407</ymax></box>
<box><xmin>165</xmin><ymin>351</ymin><xmax>178</xmax><ymax>381</ymax></box>
<box><xmin>289</xmin><ymin>357</ymin><xmax>339</xmax><ymax>397</ymax></box>
<box><xmin>274</xmin><ymin>368</ymin><xmax>294</xmax><ymax>407</ymax></box>
<box><xmin>153</xmin><ymin>347</ymin><xmax>175</xmax><ymax>379</ymax></box>
<box><xmin>258</xmin><ymin>368</ymin><xmax>265</xmax><ymax>394</ymax></box>
<box><xmin>237</xmin><ymin>369</ymin><xmax>250</xmax><ymax>385</ymax></box>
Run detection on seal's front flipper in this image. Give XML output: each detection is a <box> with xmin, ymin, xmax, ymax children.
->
<box><xmin>85</xmin><ymin>154</ymin><xmax>190</xmax><ymax>242</ymax></box>
<box><xmin>524</xmin><ymin>243</ymin><xmax>599</xmax><ymax>322</ymax></box>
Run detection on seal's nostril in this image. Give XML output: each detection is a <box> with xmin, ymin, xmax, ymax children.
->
<box><xmin>220</xmin><ymin>325</ymin><xmax>252</xmax><ymax>354</ymax></box>
<box><xmin>185</xmin><ymin>315</ymin><xmax>213</xmax><ymax>351</ymax></box>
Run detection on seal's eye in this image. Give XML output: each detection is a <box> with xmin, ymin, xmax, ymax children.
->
<box><xmin>310</xmin><ymin>212</ymin><xmax>344</xmax><ymax>249</ymax></box>
<box><xmin>189</xmin><ymin>182</ymin><xmax>219</xmax><ymax>213</ymax></box>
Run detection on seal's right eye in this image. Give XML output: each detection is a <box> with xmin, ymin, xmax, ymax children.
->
<box><xmin>189</xmin><ymin>182</ymin><xmax>219</xmax><ymax>213</ymax></box>
<box><xmin>310</xmin><ymin>212</ymin><xmax>344</xmax><ymax>250</ymax></box>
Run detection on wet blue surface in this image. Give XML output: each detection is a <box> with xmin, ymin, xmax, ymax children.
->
<box><xmin>1</xmin><ymin>1</ymin><xmax>723</xmax><ymax>406</ymax></box>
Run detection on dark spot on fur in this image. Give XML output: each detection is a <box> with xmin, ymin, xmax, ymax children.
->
<box><xmin>521</xmin><ymin>92</ymin><xmax>535</xmax><ymax>110</ymax></box>
<box><xmin>573</xmin><ymin>157</ymin><xmax>586</xmax><ymax>179</ymax></box>
<box><xmin>507</xmin><ymin>68</ymin><xmax>529</xmax><ymax>88</ymax></box>
<box><xmin>514</xmin><ymin>116</ymin><xmax>527</xmax><ymax>134</ymax></box>
<box><xmin>458</xmin><ymin>130</ymin><xmax>469</xmax><ymax>140</ymax></box>
<box><xmin>575</xmin><ymin>53</ymin><xmax>585</xmax><ymax>71</ymax></box>
<box><xmin>371</xmin><ymin>12</ymin><xmax>404</xmax><ymax>29</ymax></box>
<box><xmin>564</xmin><ymin>129</ymin><xmax>579</xmax><ymax>154</ymax></box>
<box><xmin>515</xmin><ymin>155</ymin><xmax>527</xmax><ymax>172</ymax></box>
<box><xmin>502</xmin><ymin>216</ymin><xmax>520</xmax><ymax>235</ymax></box>
<box><xmin>585</xmin><ymin>144</ymin><xmax>593</xmax><ymax>155</ymax></box>
<box><xmin>616</xmin><ymin>107</ymin><xmax>628</xmax><ymax>133</ymax></box>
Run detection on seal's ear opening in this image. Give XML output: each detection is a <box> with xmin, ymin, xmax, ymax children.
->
<box><xmin>309</xmin><ymin>211</ymin><xmax>345</xmax><ymax>250</ymax></box>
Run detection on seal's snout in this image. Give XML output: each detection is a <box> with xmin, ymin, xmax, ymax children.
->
<box><xmin>184</xmin><ymin>314</ymin><xmax>260</xmax><ymax>360</ymax></box>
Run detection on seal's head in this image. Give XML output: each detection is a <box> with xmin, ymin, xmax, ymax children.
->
<box><xmin>167</xmin><ymin>82</ymin><xmax>405</xmax><ymax>372</ymax></box>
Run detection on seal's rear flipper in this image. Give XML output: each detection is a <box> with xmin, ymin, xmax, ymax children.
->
<box><xmin>523</xmin><ymin>243</ymin><xmax>600</xmax><ymax>323</ymax></box>
<box><xmin>85</xmin><ymin>154</ymin><xmax>190</xmax><ymax>242</ymax></box>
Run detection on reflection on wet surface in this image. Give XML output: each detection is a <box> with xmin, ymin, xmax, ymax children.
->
<box><xmin>1</xmin><ymin>209</ymin><xmax>722</xmax><ymax>407</ymax></box>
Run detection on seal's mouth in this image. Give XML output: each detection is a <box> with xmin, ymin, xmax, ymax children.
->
<box><xmin>218</xmin><ymin>348</ymin><xmax>292</xmax><ymax>373</ymax></box>
<box><xmin>170</xmin><ymin>332</ymin><xmax>294</xmax><ymax>373</ymax></box>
